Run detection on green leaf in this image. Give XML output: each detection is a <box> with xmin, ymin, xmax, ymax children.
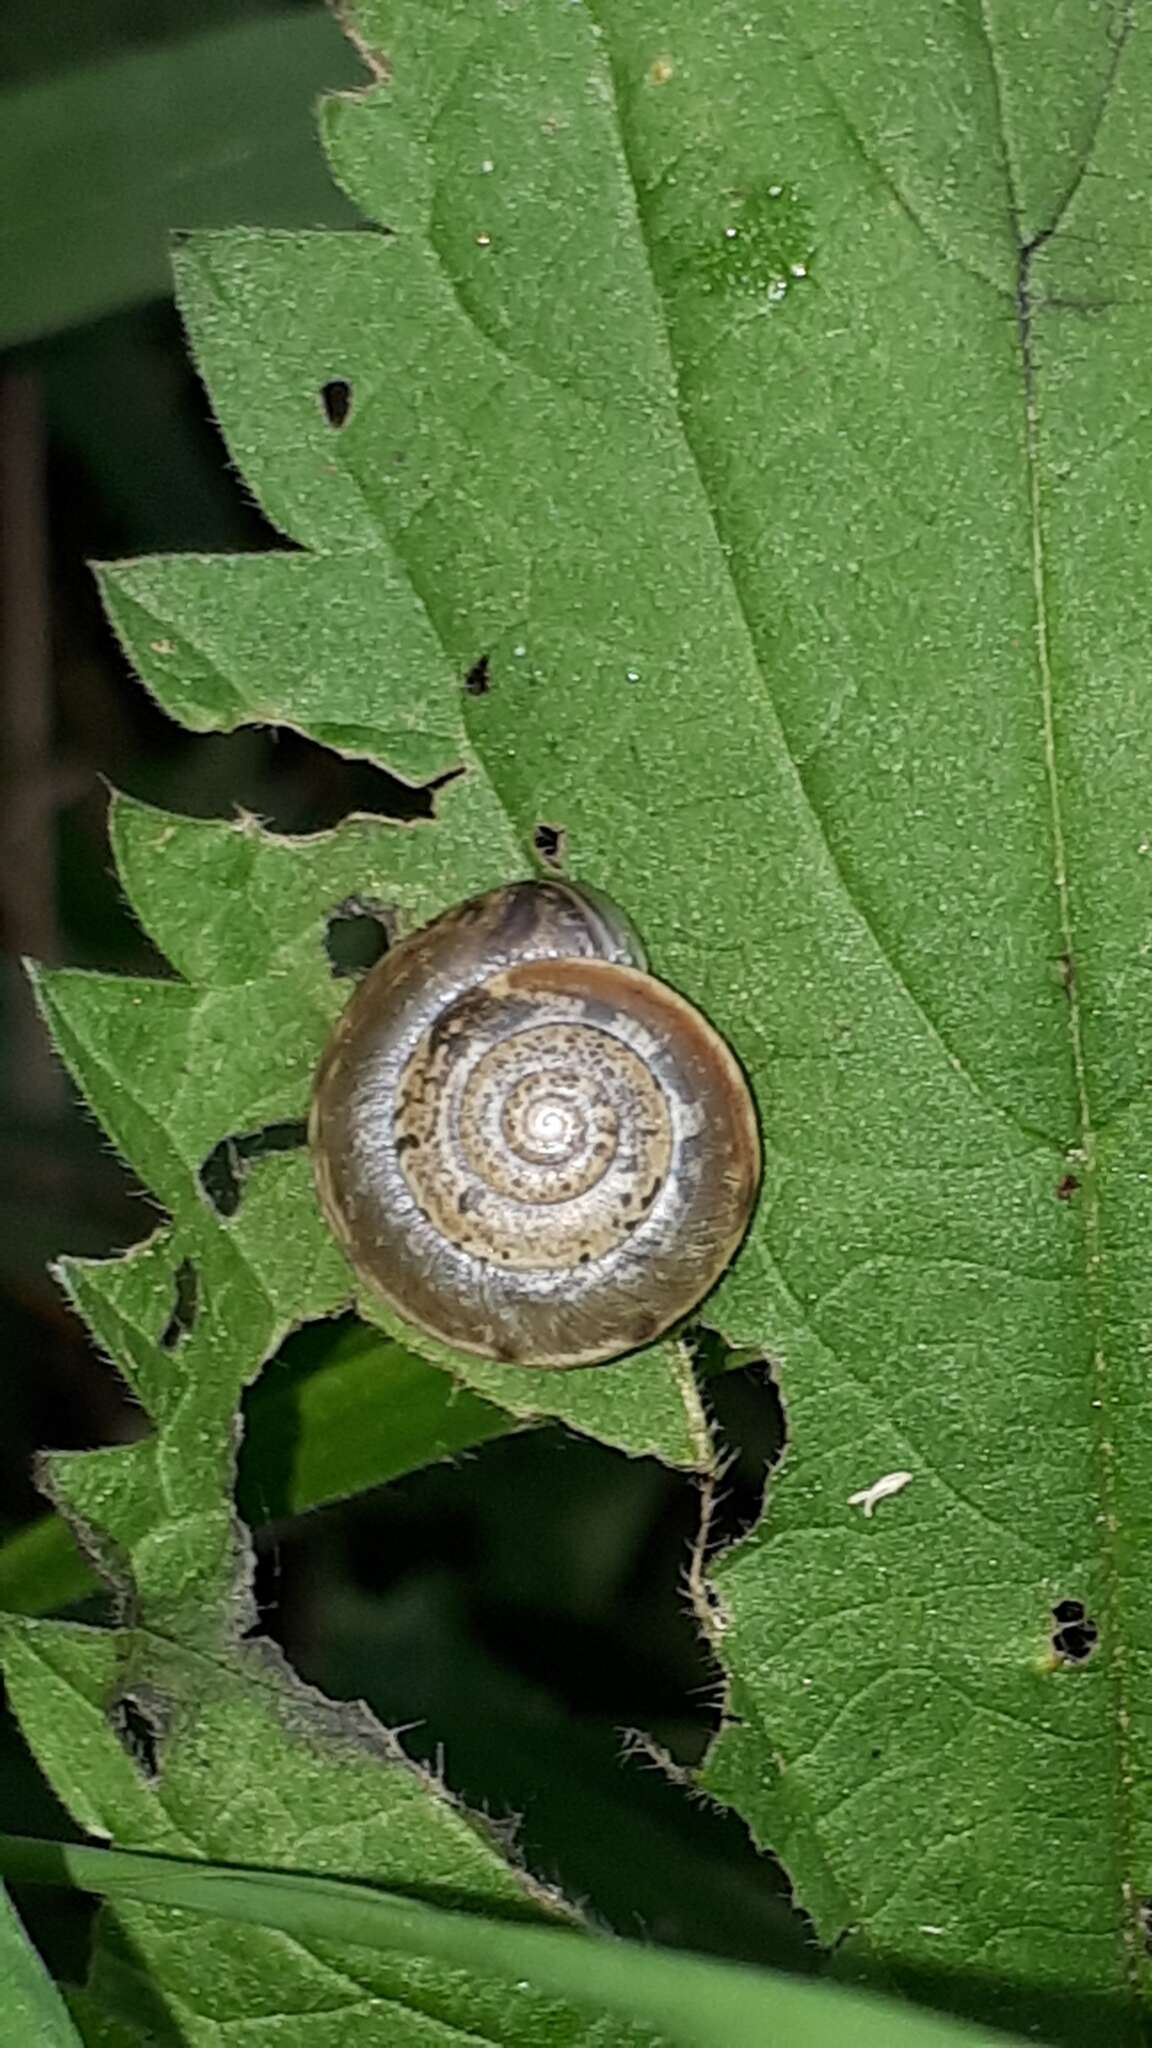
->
<box><xmin>12</xmin><ymin>0</ymin><xmax>1152</xmax><ymax>2040</ymax></box>
<box><xmin>0</xmin><ymin>11</ymin><xmax>365</xmax><ymax>347</ymax></box>
<box><xmin>87</xmin><ymin>655</ymin><xmax>714</xmax><ymax>1472</ymax></box>
<box><xmin>0</xmin><ymin>1519</ymin><xmax>95</xmax><ymax>1622</ymax></box>
<box><xmin>0</xmin><ymin>1833</ymin><xmax>1034</xmax><ymax>2048</ymax></box>
<box><xmin>238</xmin><ymin>1319</ymin><xmax>515</xmax><ymax>1521</ymax></box>
<box><xmin>0</xmin><ymin>1325</ymin><xmax>512</xmax><ymax>1618</ymax></box>
<box><xmin>26</xmin><ymin>781</ymin><xmax>706</xmax><ymax>1630</ymax></box>
<box><xmin>159</xmin><ymin>0</ymin><xmax>1152</xmax><ymax>2022</ymax></box>
<box><xmin>0</xmin><ymin>1878</ymin><xmax>84</xmax><ymax>2047</ymax></box>
<box><xmin>2</xmin><ymin>1616</ymin><xmax>643</xmax><ymax>2048</ymax></box>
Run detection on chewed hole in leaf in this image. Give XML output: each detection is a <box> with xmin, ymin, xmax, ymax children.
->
<box><xmin>1051</xmin><ymin>1599</ymin><xmax>1099</xmax><ymax>1665</ymax></box>
<box><xmin>199</xmin><ymin>1122</ymin><xmax>308</xmax><ymax>1220</ymax></box>
<box><xmin>161</xmin><ymin>727</ymin><xmax>438</xmax><ymax>832</ymax></box>
<box><xmin>108</xmin><ymin>1693</ymin><xmax>166</xmax><ymax>1782</ymax></box>
<box><xmin>532</xmin><ymin>822</ymin><xmax>568</xmax><ymax>870</ymax></box>
<box><xmin>320</xmin><ymin>377</ymin><xmax>354</xmax><ymax>428</ymax></box>
<box><xmin>284</xmin><ymin>1424</ymin><xmax>721</xmax><ymax>1722</ymax></box>
<box><xmin>266</xmin><ymin>743</ymin><xmax>437</xmax><ymax>831</ymax></box>
<box><xmin>159</xmin><ymin>1259</ymin><xmax>199</xmax><ymax>1350</ymax></box>
<box><xmin>463</xmin><ymin>654</ymin><xmax>491</xmax><ymax>695</ymax></box>
<box><xmin>324</xmin><ymin>897</ymin><xmax>394</xmax><ymax>978</ymax></box>
<box><xmin>698</xmin><ymin>1350</ymin><xmax>787</xmax><ymax>1552</ymax></box>
<box><xmin>226</xmin><ymin>1327</ymin><xmax>810</xmax><ymax>1958</ymax></box>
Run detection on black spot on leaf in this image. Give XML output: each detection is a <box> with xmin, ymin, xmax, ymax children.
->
<box><xmin>1052</xmin><ymin>1598</ymin><xmax>1085</xmax><ymax>1625</ymax></box>
<box><xmin>108</xmin><ymin>1694</ymin><xmax>165</xmax><ymax>1781</ymax></box>
<box><xmin>1051</xmin><ymin>1597</ymin><xmax>1099</xmax><ymax>1664</ymax></box>
<box><xmin>533</xmin><ymin>822</ymin><xmax>568</xmax><ymax>870</ymax></box>
<box><xmin>320</xmin><ymin>378</ymin><xmax>353</xmax><ymax>428</ymax></box>
<box><xmin>160</xmin><ymin>1259</ymin><xmax>199</xmax><ymax>1350</ymax></box>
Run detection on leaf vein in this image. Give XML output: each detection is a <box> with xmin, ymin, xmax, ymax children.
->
<box><xmin>974</xmin><ymin>0</ymin><xmax>1140</xmax><ymax>1986</ymax></box>
<box><xmin>584</xmin><ymin>2</ymin><xmax>1057</xmax><ymax>1159</ymax></box>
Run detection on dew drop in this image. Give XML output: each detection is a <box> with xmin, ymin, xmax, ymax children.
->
<box><xmin>677</xmin><ymin>177</ymin><xmax>814</xmax><ymax>304</ymax></box>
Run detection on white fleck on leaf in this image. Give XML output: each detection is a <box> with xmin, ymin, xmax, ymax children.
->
<box><xmin>847</xmin><ymin>1471</ymin><xmax>915</xmax><ymax>1518</ymax></box>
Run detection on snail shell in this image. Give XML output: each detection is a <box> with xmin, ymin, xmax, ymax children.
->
<box><xmin>309</xmin><ymin>881</ymin><xmax>760</xmax><ymax>1369</ymax></box>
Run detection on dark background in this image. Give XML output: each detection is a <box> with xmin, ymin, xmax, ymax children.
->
<box><xmin>0</xmin><ymin>0</ymin><xmax>808</xmax><ymax>1997</ymax></box>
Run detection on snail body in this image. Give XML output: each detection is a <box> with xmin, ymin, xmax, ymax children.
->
<box><xmin>309</xmin><ymin>881</ymin><xmax>760</xmax><ymax>1369</ymax></box>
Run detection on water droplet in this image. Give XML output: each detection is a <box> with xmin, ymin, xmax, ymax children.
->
<box><xmin>475</xmin><ymin>232</ymin><xmax>492</xmax><ymax>248</ymax></box>
<box><xmin>625</xmin><ymin>668</ymin><xmax>640</xmax><ymax>683</ymax></box>
<box><xmin>480</xmin><ymin>158</ymin><xmax>494</xmax><ymax>174</ymax></box>
<box><xmin>513</xmin><ymin>644</ymin><xmax>527</xmax><ymax>657</ymax></box>
<box><xmin>669</xmin><ymin>175</ymin><xmax>814</xmax><ymax>304</ymax></box>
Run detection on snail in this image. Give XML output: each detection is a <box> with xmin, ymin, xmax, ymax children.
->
<box><xmin>309</xmin><ymin>881</ymin><xmax>760</xmax><ymax>1369</ymax></box>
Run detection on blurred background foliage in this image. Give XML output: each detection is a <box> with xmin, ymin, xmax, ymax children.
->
<box><xmin>0</xmin><ymin>0</ymin><xmax>806</xmax><ymax>1998</ymax></box>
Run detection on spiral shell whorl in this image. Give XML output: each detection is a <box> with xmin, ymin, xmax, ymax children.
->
<box><xmin>310</xmin><ymin>882</ymin><xmax>760</xmax><ymax>1368</ymax></box>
